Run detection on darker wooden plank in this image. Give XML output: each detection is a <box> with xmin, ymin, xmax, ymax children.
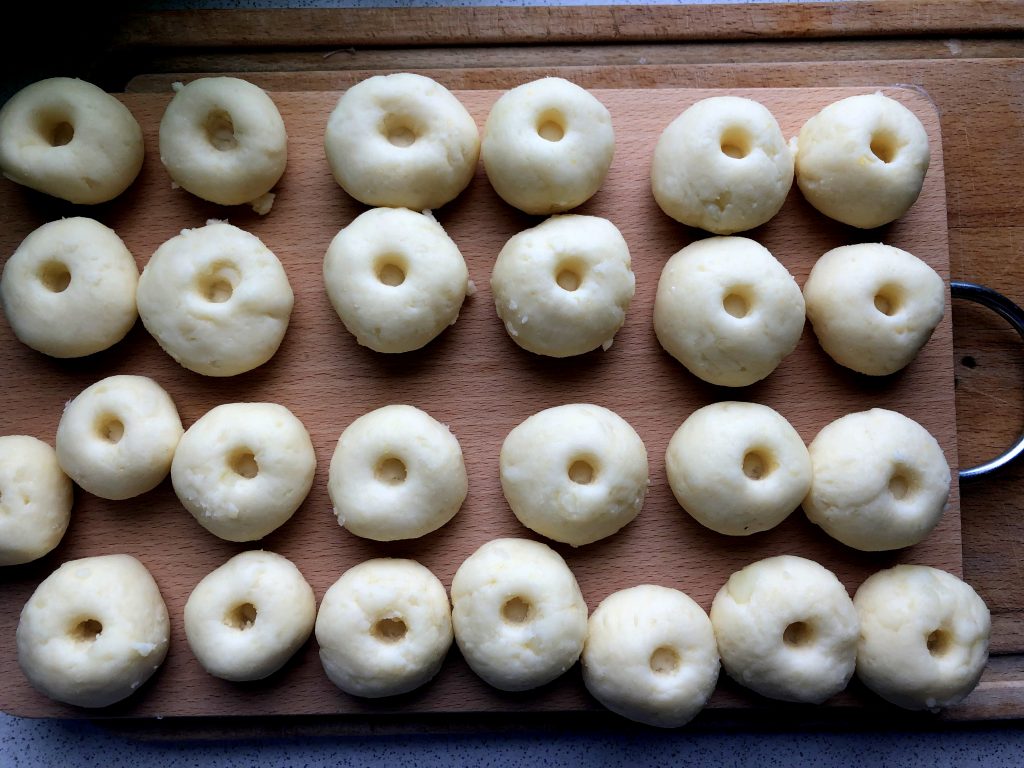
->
<box><xmin>109</xmin><ymin>3</ymin><xmax>1024</xmax><ymax>49</ymax></box>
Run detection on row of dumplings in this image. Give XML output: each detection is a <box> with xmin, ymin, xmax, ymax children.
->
<box><xmin>0</xmin><ymin>74</ymin><xmax>929</xmax><ymax>232</ymax></box>
<box><xmin>0</xmin><ymin>379</ymin><xmax>952</xmax><ymax>572</ymax></box>
<box><xmin>15</xmin><ymin>544</ymin><xmax>989</xmax><ymax>726</ymax></box>
<box><xmin>0</xmin><ymin>213</ymin><xmax>946</xmax><ymax>386</ymax></box>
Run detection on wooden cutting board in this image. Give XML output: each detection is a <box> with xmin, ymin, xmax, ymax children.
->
<box><xmin>0</xmin><ymin>86</ymin><xmax>958</xmax><ymax>718</ymax></box>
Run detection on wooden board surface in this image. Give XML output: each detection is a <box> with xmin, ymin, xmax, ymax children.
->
<box><xmin>0</xmin><ymin>86</ymin><xmax>958</xmax><ymax>718</ymax></box>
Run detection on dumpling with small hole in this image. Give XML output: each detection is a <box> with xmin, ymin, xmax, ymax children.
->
<box><xmin>803</xmin><ymin>243</ymin><xmax>945</xmax><ymax>376</ymax></box>
<box><xmin>651</xmin><ymin>96</ymin><xmax>793</xmax><ymax>234</ymax></box>
<box><xmin>794</xmin><ymin>92</ymin><xmax>930</xmax><ymax>228</ymax></box>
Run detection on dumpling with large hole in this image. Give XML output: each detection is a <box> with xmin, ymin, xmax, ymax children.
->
<box><xmin>794</xmin><ymin>92</ymin><xmax>930</xmax><ymax>228</ymax></box>
<box><xmin>500</xmin><ymin>403</ymin><xmax>649</xmax><ymax>546</ymax></box>
<box><xmin>651</xmin><ymin>96</ymin><xmax>793</xmax><ymax>234</ymax></box>
<box><xmin>323</xmin><ymin>208</ymin><xmax>470</xmax><ymax>354</ymax></box>
<box><xmin>802</xmin><ymin>408</ymin><xmax>950</xmax><ymax>551</ymax></box>
<box><xmin>171</xmin><ymin>402</ymin><xmax>316</xmax><ymax>542</ymax></box>
<box><xmin>137</xmin><ymin>220</ymin><xmax>294</xmax><ymax>376</ymax></box>
<box><xmin>452</xmin><ymin>538</ymin><xmax>588</xmax><ymax>691</ymax></box>
<box><xmin>803</xmin><ymin>243</ymin><xmax>945</xmax><ymax>376</ymax></box>
<box><xmin>710</xmin><ymin>555</ymin><xmax>859</xmax><ymax>703</ymax></box>
<box><xmin>490</xmin><ymin>215</ymin><xmax>635</xmax><ymax>357</ymax></box>
<box><xmin>654</xmin><ymin>236</ymin><xmax>805</xmax><ymax>387</ymax></box>
<box><xmin>0</xmin><ymin>77</ymin><xmax>143</xmax><ymax>204</ymax></box>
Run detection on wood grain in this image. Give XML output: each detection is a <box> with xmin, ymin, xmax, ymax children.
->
<box><xmin>106</xmin><ymin>4</ymin><xmax>1024</xmax><ymax>48</ymax></box>
<box><xmin>0</xmin><ymin>86</ymin><xmax>957</xmax><ymax>719</ymax></box>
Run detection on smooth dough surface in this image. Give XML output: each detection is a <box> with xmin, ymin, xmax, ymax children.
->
<box><xmin>16</xmin><ymin>554</ymin><xmax>169</xmax><ymax>708</ymax></box>
<box><xmin>325</xmin><ymin>73</ymin><xmax>479</xmax><ymax>209</ymax></box>
<box><xmin>653</xmin><ymin>236</ymin><xmax>805</xmax><ymax>387</ymax></box>
<box><xmin>184</xmin><ymin>550</ymin><xmax>316</xmax><ymax>681</ymax></box>
<box><xmin>482</xmin><ymin>77</ymin><xmax>614</xmax><ymax>215</ymax></box>
<box><xmin>171</xmin><ymin>402</ymin><xmax>316</xmax><ymax>542</ymax></box>
<box><xmin>802</xmin><ymin>408</ymin><xmax>950</xmax><ymax>551</ymax></box>
<box><xmin>854</xmin><ymin>565</ymin><xmax>990</xmax><ymax>711</ymax></box>
<box><xmin>651</xmin><ymin>96</ymin><xmax>793</xmax><ymax>234</ymax></box>
<box><xmin>1</xmin><ymin>217</ymin><xmax>139</xmax><ymax>358</ymax></box>
<box><xmin>795</xmin><ymin>92</ymin><xmax>930</xmax><ymax>228</ymax></box>
<box><xmin>323</xmin><ymin>207</ymin><xmax>469</xmax><ymax>353</ymax></box>
<box><xmin>490</xmin><ymin>215</ymin><xmax>635</xmax><ymax>357</ymax></box>
<box><xmin>804</xmin><ymin>243</ymin><xmax>945</xmax><ymax>376</ymax></box>
<box><xmin>56</xmin><ymin>375</ymin><xmax>183</xmax><ymax>500</ymax></box>
<box><xmin>137</xmin><ymin>220</ymin><xmax>294</xmax><ymax>376</ymax></box>
<box><xmin>666</xmin><ymin>401</ymin><xmax>811</xmax><ymax>536</ymax></box>
<box><xmin>316</xmin><ymin>558</ymin><xmax>453</xmax><ymax>698</ymax></box>
<box><xmin>500</xmin><ymin>404</ymin><xmax>649</xmax><ymax>546</ymax></box>
<box><xmin>0</xmin><ymin>77</ymin><xmax>143</xmax><ymax>204</ymax></box>
<box><xmin>328</xmin><ymin>404</ymin><xmax>468</xmax><ymax>541</ymax></box>
<box><xmin>451</xmin><ymin>538</ymin><xmax>588</xmax><ymax>691</ymax></box>
<box><xmin>159</xmin><ymin>77</ymin><xmax>287</xmax><ymax>207</ymax></box>
<box><xmin>582</xmin><ymin>585</ymin><xmax>720</xmax><ymax>728</ymax></box>
<box><xmin>0</xmin><ymin>435</ymin><xmax>73</xmax><ymax>566</ymax></box>
<box><xmin>710</xmin><ymin>555</ymin><xmax>859</xmax><ymax>704</ymax></box>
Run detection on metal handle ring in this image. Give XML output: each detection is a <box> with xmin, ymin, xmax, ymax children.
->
<box><xmin>951</xmin><ymin>280</ymin><xmax>1024</xmax><ymax>479</ymax></box>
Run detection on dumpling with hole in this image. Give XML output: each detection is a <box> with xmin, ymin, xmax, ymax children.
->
<box><xmin>665</xmin><ymin>402</ymin><xmax>811</xmax><ymax>536</ymax></box>
<box><xmin>500</xmin><ymin>403</ymin><xmax>649</xmax><ymax>546</ymax></box>
<box><xmin>710</xmin><ymin>555</ymin><xmax>859</xmax><ymax>703</ymax></box>
<box><xmin>803</xmin><ymin>243</ymin><xmax>945</xmax><ymax>376</ymax></box>
<box><xmin>802</xmin><ymin>408</ymin><xmax>950</xmax><ymax>552</ymax></box>
<box><xmin>171</xmin><ymin>402</ymin><xmax>316</xmax><ymax>542</ymax></box>
<box><xmin>328</xmin><ymin>404</ymin><xmax>468</xmax><ymax>541</ymax></box>
<box><xmin>651</xmin><ymin>96</ymin><xmax>793</xmax><ymax>234</ymax></box>
<box><xmin>653</xmin><ymin>236</ymin><xmax>805</xmax><ymax>387</ymax></box>
<box><xmin>490</xmin><ymin>215</ymin><xmax>635</xmax><ymax>357</ymax></box>
<box><xmin>137</xmin><ymin>220</ymin><xmax>294</xmax><ymax>376</ymax></box>
<box><xmin>316</xmin><ymin>558</ymin><xmax>453</xmax><ymax>697</ymax></box>
<box><xmin>452</xmin><ymin>538</ymin><xmax>588</xmax><ymax>691</ymax></box>
<box><xmin>583</xmin><ymin>584</ymin><xmax>720</xmax><ymax>727</ymax></box>
<box><xmin>482</xmin><ymin>77</ymin><xmax>614</xmax><ymax>215</ymax></box>
<box><xmin>323</xmin><ymin>207</ymin><xmax>470</xmax><ymax>354</ymax></box>
<box><xmin>794</xmin><ymin>92</ymin><xmax>930</xmax><ymax>229</ymax></box>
